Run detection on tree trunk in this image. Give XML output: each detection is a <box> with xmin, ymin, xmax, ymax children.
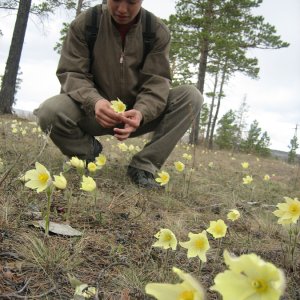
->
<box><xmin>189</xmin><ymin>39</ymin><xmax>209</xmax><ymax>145</ymax></box>
<box><xmin>189</xmin><ymin>0</ymin><xmax>214</xmax><ymax>145</ymax></box>
<box><xmin>76</xmin><ymin>0</ymin><xmax>84</xmax><ymax>16</ymax></box>
<box><xmin>205</xmin><ymin>67</ymin><xmax>219</xmax><ymax>146</ymax></box>
<box><xmin>0</xmin><ymin>0</ymin><xmax>31</xmax><ymax>114</ymax></box>
<box><xmin>209</xmin><ymin>60</ymin><xmax>227</xmax><ymax>149</ymax></box>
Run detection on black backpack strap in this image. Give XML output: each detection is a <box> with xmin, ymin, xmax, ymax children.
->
<box><xmin>85</xmin><ymin>4</ymin><xmax>102</xmax><ymax>61</ymax></box>
<box><xmin>142</xmin><ymin>9</ymin><xmax>156</xmax><ymax>68</ymax></box>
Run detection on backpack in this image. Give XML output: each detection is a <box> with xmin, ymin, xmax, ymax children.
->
<box><xmin>85</xmin><ymin>4</ymin><xmax>156</xmax><ymax>67</ymax></box>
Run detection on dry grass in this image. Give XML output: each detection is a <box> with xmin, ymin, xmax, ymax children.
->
<box><xmin>0</xmin><ymin>114</ymin><xmax>299</xmax><ymax>300</ymax></box>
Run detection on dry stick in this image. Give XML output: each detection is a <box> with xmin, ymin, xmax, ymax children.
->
<box><xmin>95</xmin><ymin>262</ymin><xmax>130</xmax><ymax>300</ymax></box>
<box><xmin>0</xmin><ymin>287</ymin><xmax>56</xmax><ymax>299</ymax></box>
<box><xmin>0</xmin><ymin>154</ymin><xmax>22</xmax><ymax>187</ymax></box>
<box><xmin>4</xmin><ymin>278</ymin><xmax>31</xmax><ymax>297</ymax></box>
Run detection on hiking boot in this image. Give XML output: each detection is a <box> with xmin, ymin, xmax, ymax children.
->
<box><xmin>127</xmin><ymin>166</ymin><xmax>163</xmax><ymax>189</ymax></box>
<box><xmin>86</xmin><ymin>138</ymin><xmax>103</xmax><ymax>164</ymax></box>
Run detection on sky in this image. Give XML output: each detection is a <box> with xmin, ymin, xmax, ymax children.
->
<box><xmin>0</xmin><ymin>0</ymin><xmax>299</xmax><ymax>152</ymax></box>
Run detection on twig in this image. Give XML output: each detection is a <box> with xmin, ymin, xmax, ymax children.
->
<box><xmin>0</xmin><ymin>154</ymin><xmax>21</xmax><ymax>187</ymax></box>
<box><xmin>95</xmin><ymin>262</ymin><xmax>130</xmax><ymax>300</ymax></box>
<box><xmin>0</xmin><ymin>286</ymin><xmax>56</xmax><ymax>299</ymax></box>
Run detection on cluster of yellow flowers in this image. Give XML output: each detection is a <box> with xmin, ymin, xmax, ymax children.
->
<box><xmin>9</xmin><ymin>119</ymin><xmax>42</xmax><ymax>137</ymax></box>
<box><xmin>147</xmin><ymin>225</ymin><xmax>286</xmax><ymax>300</ymax></box>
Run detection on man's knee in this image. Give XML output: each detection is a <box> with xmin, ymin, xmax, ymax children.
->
<box><xmin>182</xmin><ymin>84</ymin><xmax>203</xmax><ymax>113</ymax></box>
<box><xmin>34</xmin><ymin>94</ymin><xmax>80</xmax><ymax>132</ymax></box>
<box><xmin>170</xmin><ymin>84</ymin><xmax>203</xmax><ymax>114</ymax></box>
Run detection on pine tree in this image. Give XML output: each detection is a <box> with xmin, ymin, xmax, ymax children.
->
<box><xmin>215</xmin><ymin>109</ymin><xmax>238</xmax><ymax>150</ymax></box>
<box><xmin>167</xmin><ymin>0</ymin><xmax>289</xmax><ymax>144</ymax></box>
<box><xmin>288</xmin><ymin>126</ymin><xmax>299</xmax><ymax>164</ymax></box>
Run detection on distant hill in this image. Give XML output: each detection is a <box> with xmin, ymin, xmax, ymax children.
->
<box><xmin>14</xmin><ymin>108</ymin><xmax>36</xmax><ymax>121</ymax></box>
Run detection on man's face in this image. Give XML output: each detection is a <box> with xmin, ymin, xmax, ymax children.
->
<box><xmin>107</xmin><ymin>0</ymin><xmax>142</xmax><ymax>25</ymax></box>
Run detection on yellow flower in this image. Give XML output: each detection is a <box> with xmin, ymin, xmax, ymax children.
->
<box><xmin>68</xmin><ymin>157</ymin><xmax>85</xmax><ymax>169</ymax></box>
<box><xmin>128</xmin><ymin>144</ymin><xmax>135</xmax><ymax>152</ymax></box>
<box><xmin>155</xmin><ymin>171</ymin><xmax>170</xmax><ymax>186</ymax></box>
<box><xmin>118</xmin><ymin>143</ymin><xmax>128</xmax><ymax>152</ymax></box>
<box><xmin>87</xmin><ymin>162</ymin><xmax>97</xmax><ymax>173</ymax></box>
<box><xmin>273</xmin><ymin>197</ymin><xmax>300</xmax><ymax>225</ymax></box>
<box><xmin>145</xmin><ymin>267</ymin><xmax>205</xmax><ymax>300</ymax></box>
<box><xmin>75</xmin><ymin>284</ymin><xmax>96</xmax><ymax>299</ymax></box>
<box><xmin>241</xmin><ymin>162</ymin><xmax>249</xmax><ymax>169</ymax></box>
<box><xmin>227</xmin><ymin>209</ymin><xmax>241</xmax><ymax>222</ymax></box>
<box><xmin>208</xmin><ymin>162</ymin><xmax>214</xmax><ymax>168</ymax></box>
<box><xmin>264</xmin><ymin>174</ymin><xmax>270</xmax><ymax>181</ymax></box>
<box><xmin>243</xmin><ymin>175</ymin><xmax>253</xmax><ymax>185</ymax></box>
<box><xmin>174</xmin><ymin>161</ymin><xmax>185</xmax><ymax>172</ymax></box>
<box><xmin>111</xmin><ymin>98</ymin><xmax>126</xmax><ymax>113</ymax></box>
<box><xmin>152</xmin><ymin>228</ymin><xmax>177</xmax><ymax>250</ymax></box>
<box><xmin>179</xmin><ymin>230</ymin><xmax>210</xmax><ymax>262</ymax></box>
<box><xmin>95</xmin><ymin>154</ymin><xmax>107</xmax><ymax>168</ymax></box>
<box><xmin>24</xmin><ymin>162</ymin><xmax>52</xmax><ymax>193</ymax></box>
<box><xmin>182</xmin><ymin>153</ymin><xmax>192</xmax><ymax>160</ymax></box>
<box><xmin>207</xmin><ymin>219</ymin><xmax>227</xmax><ymax>239</ymax></box>
<box><xmin>211</xmin><ymin>250</ymin><xmax>285</xmax><ymax>300</ymax></box>
<box><xmin>80</xmin><ymin>175</ymin><xmax>96</xmax><ymax>192</ymax></box>
<box><xmin>53</xmin><ymin>172</ymin><xmax>67</xmax><ymax>190</ymax></box>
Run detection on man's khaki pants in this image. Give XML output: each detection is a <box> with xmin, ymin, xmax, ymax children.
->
<box><xmin>34</xmin><ymin>85</ymin><xmax>203</xmax><ymax>175</ymax></box>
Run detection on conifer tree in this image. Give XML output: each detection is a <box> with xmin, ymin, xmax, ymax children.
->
<box><xmin>215</xmin><ymin>109</ymin><xmax>238</xmax><ymax>150</ymax></box>
<box><xmin>288</xmin><ymin>126</ymin><xmax>299</xmax><ymax>164</ymax></box>
<box><xmin>167</xmin><ymin>0</ymin><xmax>289</xmax><ymax>144</ymax></box>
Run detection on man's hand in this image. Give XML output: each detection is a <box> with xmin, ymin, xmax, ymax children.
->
<box><xmin>95</xmin><ymin>99</ymin><xmax>122</xmax><ymax>128</ymax></box>
<box><xmin>114</xmin><ymin>109</ymin><xmax>143</xmax><ymax>141</ymax></box>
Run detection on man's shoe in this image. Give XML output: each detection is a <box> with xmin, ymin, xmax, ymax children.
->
<box><xmin>86</xmin><ymin>138</ymin><xmax>103</xmax><ymax>164</ymax></box>
<box><xmin>127</xmin><ymin>166</ymin><xmax>163</xmax><ymax>189</ymax></box>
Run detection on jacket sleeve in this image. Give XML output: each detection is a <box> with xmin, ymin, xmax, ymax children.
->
<box><xmin>56</xmin><ymin>12</ymin><xmax>103</xmax><ymax>116</ymax></box>
<box><xmin>133</xmin><ymin>20</ymin><xmax>172</xmax><ymax>125</ymax></box>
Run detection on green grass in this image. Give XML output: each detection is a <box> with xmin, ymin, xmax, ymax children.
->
<box><xmin>0</xmin><ymin>114</ymin><xmax>299</xmax><ymax>299</ymax></box>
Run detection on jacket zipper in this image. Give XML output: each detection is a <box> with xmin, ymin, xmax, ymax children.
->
<box><xmin>120</xmin><ymin>51</ymin><xmax>124</xmax><ymax>64</ymax></box>
<box><xmin>120</xmin><ymin>50</ymin><xmax>125</xmax><ymax>98</ymax></box>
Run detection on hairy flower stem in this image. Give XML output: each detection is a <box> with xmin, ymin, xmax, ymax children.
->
<box><xmin>45</xmin><ymin>187</ymin><xmax>53</xmax><ymax>236</ymax></box>
<box><xmin>290</xmin><ymin>225</ymin><xmax>299</xmax><ymax>272</ymax></box>
<box><xmin>162</xmin><ymin>249</ymin><xmax>170</xmax><ymax>281</ymax></box>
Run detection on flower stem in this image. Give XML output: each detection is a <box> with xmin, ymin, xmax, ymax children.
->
<box><xmin>45</xmin><ymin>187</ymin><xmax>53</xmax><ymax>236</ymax></box>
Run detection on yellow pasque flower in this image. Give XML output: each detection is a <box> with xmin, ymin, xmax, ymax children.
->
<box><xmin>241</xmin><ymin>162</ymin><xmax>249</xmax><ymax>169</ymax></box>
<box><xmin>208</xmin><ymin>162</ymin><xmax>214</xmax><ymax>168</ymax></box>
<box><xmin>155</xmin><ymin>171</ymin><xmax>170</xmax><ymax>186</ymax></box>
<box><xmin>179</xmin><ymin>230</ymin><xmax>210</xmax><ymax>262</ymax></box>
<box><xmin>128</xmin><ymin>144</ymin><xmax>135</xmax><ymax>152</ymax></box>
<box><xmin>145</xmin><ymin>267</ymin><xmax>205</xmax><ymax>300</ymax></box>
<box><xmin>273</xmin><ymin>197</ymin><xmax>300</xmax><ymax>225</ymax></box>
<box><xmin>75</xmin><ymin>284</ymin><xmax>96</xmax><ymax>299</ymax></box>
<box><xmin>227</xmin><ymin>209</ymin><xmax>241</xmax><ymax>222</ymax></box>
<box><xmin>243</xmin><ymin>175</ymin><xmax>253</xmax><ymax>185</ymax></box>
<box><xmin>174</xmin><ymin>161</ymin><xmax>185</xmax><ymax>172</ymax></box>
<box><xmin>53</xmin><ymin>172</ymin><xmax>67</xmax><ymax>190</ymax></box>
<box><xmin>111</xmin><ymin>98</ymin><xmax>126</xmax><ymax>113</ymax></box>
<box><xmin>95</xmin><ymin>154</ymin><xmax>107</xmax><ymax>168</ymax></box>
<box><xmin>211</xmin><ymin>250</ymin><xmax>285</xmax><ymax>300</ymax></box>
<box><xmin>152</xmin><ymin>228</ymin><xmax>177</xmax><ymax>250</ymax></box>
<box><xmin>24</xmin><ymin>162</ymin><xmax>52</xmax><ymax>193</ymax></box>
<box><xmin>182</xmin><ymin>153</ymin><xmax>192</xmax><ymax>160</ymax></box>
<box><xmin>118</xmin><ymin>143</ymin><xmax>128</xmax><ymax>152</ymax></box>
<box><xmin>264</xmin><ymin>174</ymin><xmax>270</xmax><ymax>181</ymax></box>
<box><xmin>87</xmin><ymin>162</ymin><xmax>97</xmax><ymax>173</ymax></box>
<box><xmin>80</xmin><ymin>175</ymin><xmax>96</xmax><ymax>192</ymax></box>
<box><xmin>68</xmin><ymin>157</ymin><xmax>85</xmax><ymax>169</ymax></box>
<box><xmin>207</xmin><ymin>219</ymin><xmax>227</xmax><ymax>239</ymax></box>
